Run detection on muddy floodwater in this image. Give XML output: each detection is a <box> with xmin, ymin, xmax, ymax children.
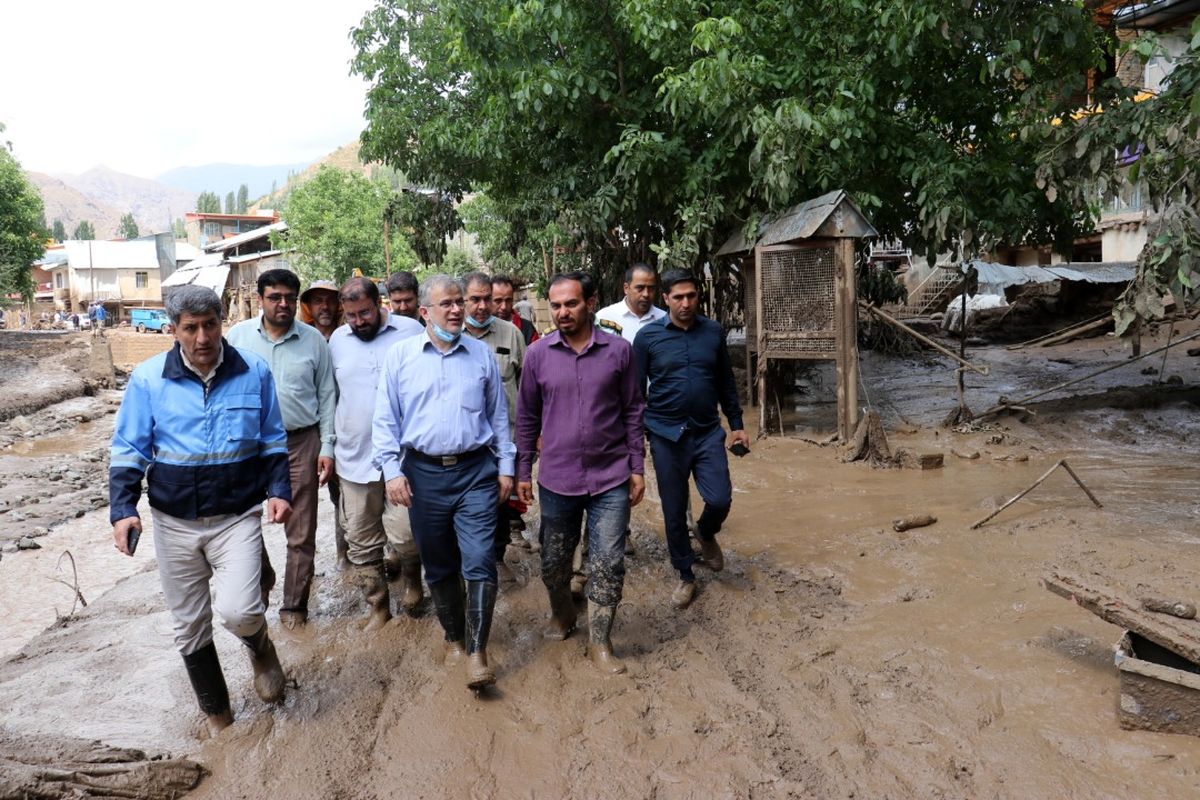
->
<box><xmin>1</xmin><ymin>325</ymin><xmax>1199</xmax><ymax>798</ymax></box>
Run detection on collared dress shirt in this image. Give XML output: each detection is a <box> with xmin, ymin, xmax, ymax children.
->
<box><xmin>328</xmin><ymin>312</ymin><xmax>424</xmax><ymax>484</ymax></box>
<box><xmin>226</xmin><ymin>314</ymin><xmax>337</xmax><ymax>458</ymax></box>
<box><xmin>595</xmin><ymin>299</ymin><xmax>667</xmax><ymax>345</ymax></box>
<box><xmin>466</xmin><ymin>318</ymin><xmax>526</xmax><ymax>436</ymax></box>
<box><xmin>633</xmin><ymin>314</ymin><xmax>744</xmax><ymax>442</ymax></box>
<box><xmin>372</xmin><ymin>332</ymin><xmax>515</xmax><ymax>480</ymax></box>
<box><xmin>516</xmin><ymin>327</ymin><xmax>645</xmax><ymax>496</ymax></box>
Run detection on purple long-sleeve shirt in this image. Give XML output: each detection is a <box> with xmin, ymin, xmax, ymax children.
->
<box><xmin>516</xmin><ymin>326</ymin><xmax>645</xmax><ymax>496</ymax></box>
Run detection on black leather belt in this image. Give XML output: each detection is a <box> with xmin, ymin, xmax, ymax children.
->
<box><xmin>287</xmin><ymin>423</ymin><xmax>319</xmax><ymax>436</ymax></box>
<box><xmin>406</xmin><ymin>446</ymin><xmax>487</xmax><ymax>467</ymax></box>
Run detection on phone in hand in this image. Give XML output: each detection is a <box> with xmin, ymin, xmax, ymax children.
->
<box><xmin>728</xmin><ymin>442</ymin><xmax>750</xmax><ymax>458</ymax></box>
<box><xmin>127</xmin><ymin>527</ymin><xmax>140</xmax><ymax>555</ymax></box>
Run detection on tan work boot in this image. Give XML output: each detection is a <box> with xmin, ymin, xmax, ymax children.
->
<box><xmin>355</xmin><ymin>562</ymin><xmax>392</xmax><ymax>632</ymax></box>
<box><xmin>671</xmin><ymin>580</ymin><xmax>697</xmax><ymax>609</ymax></box>
<box><xmin>586</xmin><ymin>601</ymin><xmax>626</xmax><ymax>675</ymax></box>
<box><xmin>397</xmin><ymin>556</ymin><xmax>424</xmax><ymax>615</ymax></box>
<box><xmin>699</xmin><ymin>537</ymin><xmax>724</xmax><ymax>572</ymax></box>
<box><xmin>543</xmin><ymin>585</ymin><xmax>577</xmax><ymax>640</ymax></box>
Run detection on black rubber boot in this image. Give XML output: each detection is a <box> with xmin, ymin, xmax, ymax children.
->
<box><xmin>465</xmin><ymin>580</ymin><xmax>498</xmax><ymax>689</ymax></box>
<box><xmin>181</xmin><ymin>641</ymin><xmax>233</xmax><ymax>735</ymax></box>
<box><xmin>239</xmin><ymin>623</ymin><xmax>286</xmax><ymax>703</ymax></box>
<box><xmin>544</xmin><ymin>584</ymin><xmax>577</xmax><ymax>640</ymax></box>
<box><xmin>428</xmin><ymin>577</ymin><xmax>466</xmax><ymax>664</ymax></box>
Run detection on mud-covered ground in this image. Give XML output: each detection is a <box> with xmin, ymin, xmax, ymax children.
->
<box><xmin>1</xmin><ymin>322</ymin><xmax>1200</xmax><ymax>798</ymax></box>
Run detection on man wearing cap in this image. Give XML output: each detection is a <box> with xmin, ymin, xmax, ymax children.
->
<box><xmin>373</xmin><ymin>274</ymin><xmax>514</xmax><ymax>690</ymax></box>
<box><xmin>109</xmin><ymin>285</ymin><xmax>289</xmax><ymax>736</ymax></box>
<box><xmin>329</xmin><ymin>277</ymin><xmax>425</xmax><ymax>628</ymax></box>
<box><xmin>227</xmin><ymin>269</ymin><xmax>336</xmax><ymax>630</ymax></box>
<box><xmin>300</xmin><ymin>279</ymin><xmax>350</xmax><ymax>572</ymax></box>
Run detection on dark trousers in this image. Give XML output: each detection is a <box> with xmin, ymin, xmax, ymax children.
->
<box><xmin>403</xmin><ymin>451</ymin><xmax>499</xmax><ymax>584</ymax></box>
<box><xmin>281</xmin><ymin>425</ymin><xmax>321</xmax><ymax>612</ymax></box>
<box><xmin>649</xmin><ymin>426</ymin><xmax>732</xmax><ymax>581</ymax></box>
<box><xmin>539</xmin><ymin>483</ymin><xmax>630</xmax><ymax>606</ymax></box>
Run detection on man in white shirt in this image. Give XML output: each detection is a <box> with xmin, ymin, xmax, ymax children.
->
<box><xmin>595</xmin><ymin>263</ymin><xmax>666</xmax><ymax>344</ymax></box>
<box><xmin>328</xmin><ymin>278</ymin><xmax>425</xmax><ymax>629</ymax></box>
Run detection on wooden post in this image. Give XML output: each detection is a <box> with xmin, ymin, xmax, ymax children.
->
<box><xmin>755</xmin><ymin>246</ymin><xmax>768</xmax><ymax>436</ymax></box>
<box><xmin>383</xmin><ymin>217</ymin><xmax>392</xmax><ymax>274</ymax></box>
<box><xmin>835</xmin><ymin>238</ymin><xmax>859</xmax><ymax>441</ymax></box>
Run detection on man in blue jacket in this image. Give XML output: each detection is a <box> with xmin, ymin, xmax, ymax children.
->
<box><xmin>109</xmin><ymin>285</ymin><xmax>293</xmax><ymax>737</ymax></box>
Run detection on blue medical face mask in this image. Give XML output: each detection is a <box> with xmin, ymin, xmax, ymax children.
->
<box><xmin>465</xmin><ymin>314</ymin><xmax>496</xmax><ymax>329</ymax></box>
<box><xmin>430</xmin><ymin>321</ymin><xmax>461</xmax><ymax>344</ymax></box>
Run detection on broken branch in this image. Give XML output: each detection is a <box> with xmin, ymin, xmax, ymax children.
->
<box><xmin>970</xmin><ymin>459</ymin><xmax>1102</xmax><ymax>530</ymax></box>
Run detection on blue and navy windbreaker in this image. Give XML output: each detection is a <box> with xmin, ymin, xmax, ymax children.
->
<box><xmin>109</xmin><ymin>340</ymin><xmax>292</xmax><ymax>523</ymax></box>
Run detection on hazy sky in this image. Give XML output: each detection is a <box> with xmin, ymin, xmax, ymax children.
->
<box><xmin>0</xmin><ymin>0</ymin><xmax>378</xmax><ymax>178</ymax></box>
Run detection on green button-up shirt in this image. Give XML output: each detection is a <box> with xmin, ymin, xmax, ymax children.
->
<box><xmin>226</xmin><ymin>315</ymin><xmax>336</xmax><ymax>459</ymax></box>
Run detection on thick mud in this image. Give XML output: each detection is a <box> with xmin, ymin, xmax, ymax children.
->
<box><xmin>1</xmin><ymin>321</ymin><xmax>1199</xmax><ymax>798</ymax></box>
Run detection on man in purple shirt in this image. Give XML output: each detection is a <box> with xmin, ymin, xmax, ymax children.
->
<box><xmin>516</xmin><ymin>271</ymin><xmax>646</xmax><ymax>674</ymax></box>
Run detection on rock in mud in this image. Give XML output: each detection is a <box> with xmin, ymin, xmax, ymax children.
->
<box><xmin>9</xmin><ymin>415</ymin><xmax>32</xmax><ymax>433</ymax></box>
<box><xmin>16</xmin><ymin>537</ymin><xmax>41</xmax><ymax>550</ymax></box>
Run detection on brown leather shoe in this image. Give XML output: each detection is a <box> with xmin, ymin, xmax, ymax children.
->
<box><xmin>466</xmin><ymin>651</ymin><xmax>496</xmax><ymax>689</ymax></box>
<box><xmin>670</xmin><ymin>580</ymin><xmax>697</xmax><ymax>609</ymax></box>
<box><xmin>699</xmin><ymin>537</ymin><xmax>724</xmax><ymax>572</ymax></box>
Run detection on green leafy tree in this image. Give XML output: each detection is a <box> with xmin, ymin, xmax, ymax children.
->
<box><xmin>440</xmin><ymin>242</ymin><xmax>480</xmax><ymax>276</ymax></box>
<box><xmin>51</xmin><ymin>219</ymin><xmax>66</xmax><ymax>242</ymax></box>
<box><xmin>224</xmin><ymin>191</ymin><xmax>235</xmax><ymax>214</ymax></box>
<box><xmin>352</xmin><ymin>1</ymin><xmax>1104</xmax><ymax>286</ymax></box>
<box><xmin>278</xmin><ymin>165</ymin><xmax>416</xmax><ymax>284</ymax></box>
<box><xmin>196</xmin><ymin>191</ymin><xmax>221</xmax><ymax>213</ymax></box>
<box><xmin>172</xmin><ymin>218</ymin><xmax>186</xmax><ymax>239</ymax></box>
<box><xmin>72</xmin><ymin>220</ymin><xmax>95</xmax><ymax>240</ymax></box>
<box><xmin>118</xmin><ymin>212</ymin><xmax>139</xmax><ymax>239</ymax></box>
<box><xmin>386</xmin><ymin>189</ymin><xmax>461</xmax><ymax>267</ymax></box>
<box><xmin>0</xmin><ymin>135</ymin><xmax>46</xmax><ymax>300</ymax></box>
<box><xmin>237</xmin><ymin>183</ymin><xmax>249</xmax><ymax>213</ymax></box>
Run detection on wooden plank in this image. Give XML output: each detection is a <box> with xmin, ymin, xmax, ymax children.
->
<box><xmin>1043</xmin><ymin>572</ymin><xmax>1200</xmax><ymax>665</ymax></box>
<box><xmin>1035</xmin><ymin>315</ymin><xmax>1113</xmax><ymax>347</ymax></box>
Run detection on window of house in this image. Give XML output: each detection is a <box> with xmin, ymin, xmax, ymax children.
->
<box><xmin>135</xmin><ymin>271</ymin><xmax>148</xmax><ymax>288</ymax></box>
<box><xmin>55</xmin><ymin>273</ymin><xmax>64</xmax><ymax>289</ymax></box>
<box><xmin>203</xmin><ymin>222</ymin><xmax>222</xmax><ymax>239</ymax></box>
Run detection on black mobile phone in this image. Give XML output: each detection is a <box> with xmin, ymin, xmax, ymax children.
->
<box><xmin>728</xmin><ymin>442</ymin><xmax>750</xmax><ymax>458</ymax></box>
<box><xmin>127</xmin><ymin>527</ymin><xmax>141</xmax><ymax>555</ymax></box>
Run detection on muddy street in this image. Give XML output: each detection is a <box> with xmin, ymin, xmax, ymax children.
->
<box><xmin>2</xmin><ymin>326</ymin><xmax>1200</xmax><ymax>798</ymax></box>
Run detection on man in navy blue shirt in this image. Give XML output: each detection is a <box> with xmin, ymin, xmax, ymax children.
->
<box><xmin>633</xmin><ymin>269</ymin><xmax>749</xmax><ymax>609</ymax></box>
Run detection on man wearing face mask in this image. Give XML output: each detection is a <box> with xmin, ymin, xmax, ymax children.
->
<box><xmin>329</xmin><ymin>277</ymin><xmax>424</xmax><ymax>628</ymax></box>
<box><xmin>372</xmin><ymin>275</ymin><xmax>514</xmax><ymax>691</ymax></box>
<box><xmin>461</xmin><ymin>271</ymin><xmax>526</xmax><ymax>582</ymax></box>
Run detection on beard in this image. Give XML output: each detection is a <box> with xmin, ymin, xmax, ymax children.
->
<box><xmin>351</xmin><ymin>323</ymin><xmax>379</xmax><ymax>342</ymax></box>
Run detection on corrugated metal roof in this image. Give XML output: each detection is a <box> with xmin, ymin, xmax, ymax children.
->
<box><xmin>63</xmin><ymin>240</ymin><xmax>160</xmax><ymax>270</ymax></box>
<box><xmin>161</xmin><ymin>252</ymin><xmax>225</xmax><ymax>287</ymax></box>
<box><xmin>964</xmin><ymin>259</ymin><xmax>1135</xmax><ymax>288</ymax></box>
<box><xmin>714</xmin><ymin>190</ymin><xmax>878</xmax><ymax>255</ymax></box>
<box><xmin>227</xmin><ymin>250</ymin><xmax>283</xmax><ymax>264</ymax></box>
<box><xmin>204</xmin><ymin>221</ymin><xmax>288</xmax><ymax>253</ymax></box>
<box><xmin>174</xmin><ymin>242</ymin><xmax>203</xmax><ymax>261</ymax></box>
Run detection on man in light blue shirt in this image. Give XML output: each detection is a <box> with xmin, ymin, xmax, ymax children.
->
<box><xmin>226</xmin><ymin>268</ymin><xmax>336</xmax><ymax>630</ymax></box>
<box><xmin>373</xmin><ymin>274</ymin><xmax>514</xmax><ymax>691</ymax></box>
<box><xmin>329</xmin><ymin>277</ymin><xmax>424</xmax><ymax>630</ymax></box>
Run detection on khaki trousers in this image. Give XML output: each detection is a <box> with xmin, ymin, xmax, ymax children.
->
<box><xmin>281</xmin><ymin>425</ymin><xmax>320</xmax><ymax>612</ymax></box>
<box><xmin>338</xmin><ymin>477</ymin><xmax>417</xmax><ymax>566</ymax></box>
<box><xmin>152</xmin><ymin>506</ymin><xmax>264</xmax><ymax>655</ymax></box>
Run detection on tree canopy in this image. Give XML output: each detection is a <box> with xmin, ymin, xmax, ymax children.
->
<box><xmin>51</xmin><ymin>219</ymin><xmax>66</xmax><ymax>243</ymax></box>
<box><xmin>0</xmin><ymin>137</ymin><xmax>46</xmax><ymax>300</ymax></box>
<box><xmin>71</xmin><ymin>220</ymin><xmax>95</xmax><ymax>241</ymax></box>
<box><xmin>277</xmin><ymin>165</ymin><xmax>419</xmax><ymax>285</ymax></box>
<box><xmin>118</xmin><ymin>213</ymin><xmax>139</xmax><ymax>240</ymax></box>
<box><xmin>196</xmin><ymin>191</ymin><xmax>221</xmax><ymax>214</ymax></box>
<box><xmin>352</xmin><ymin>0</ymin><xmax>1106</xmax><ymax>282</ymax></box>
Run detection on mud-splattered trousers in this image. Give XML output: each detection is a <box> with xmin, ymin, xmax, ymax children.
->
<box><xmin>539</xmin><ymin>483</ymin><xmax>630</xmax><ymax>606</ymax></box>
<box><xmin>649</xmin><ymin>425</ymin><xmax>731</xmax><ymax>581</ymax></box>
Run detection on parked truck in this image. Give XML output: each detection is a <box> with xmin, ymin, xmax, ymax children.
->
<box><xmin>130</xmin><ymin>308</ymin><xmax>170</xmax><ymax>333</ymax></box>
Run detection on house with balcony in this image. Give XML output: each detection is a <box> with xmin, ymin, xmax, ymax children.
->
<box><xmin>48</xmin><ymin>239</ymin><xmax>171</xmax><ymax>321</ymax></box>
<box><xmin>184</xmin><ymin>210</ymin><xmax>280</xmax><ymax>249</ymax></box>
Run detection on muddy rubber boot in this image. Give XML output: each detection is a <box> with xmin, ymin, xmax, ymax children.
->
<box><xmin>240</xmin><ymin>623</ymin><xmax>286</xmax><ymax>704</ymax></box>
<box><xmin>181</xmin><ymin>642</ymin><xmax>234</xmax><ymax>737</ymax></box>
<box><xmin>383</xmin><ymin>545</ymin><xmax>402</xmax><ymax>581</ymax></box>
<box><xmin>334</xmin><ymin>526</ymin><xmax>351</xmax><ymax>573</ymax></box>
<box><xmin>428</xmin><ymin>577</ymin><xmax>467</xmax><ymax>665</ymax></box>
<box><xmin>570</xmin><ymin>571</ymin><xmax>587</xmax><ymax>600</ymax></box>
<box><xmin>543</xmin><ymin>584</ymin><xmax>577</xmax><ymax>640</ymax></box>
<box><xmin>586</xmin><ymin>602</ymin><xmax>627</xmax><ymax>675</ymax></box>
<box><xmin>397</xmin><ymin>556</ymin><xmax>424</xmax><ymax>615</ymax></box>
<box><xmin>698</xmin><ymin>536</ymin><xmax>724</xmax><ymax>572</ymax></box>
<box><xmin>354</xmin><ymin>562</ymin><xmax>392</xmax><ymax>632</ymax></box>
<box><xmin>671</xmin><ymin>579</ymin><xmax>697</xmax><ymax>609</ymax></box>
<box><xmin>465</xmin><ymin>580</ymin><xmax>498</xmax><ymax>690</ymax></box>
<box><xmin>259</xmin><ymin>544</ymin><xmax>276</xmax><ymax>611</ymax></box>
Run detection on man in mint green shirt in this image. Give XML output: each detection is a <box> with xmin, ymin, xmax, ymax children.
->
<box><xmin>227</xmin><ymin>268</ymin><xmax>336</xmax><ymax>629</ymax></box>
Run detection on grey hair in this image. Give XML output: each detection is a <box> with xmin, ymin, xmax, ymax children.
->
<box><xmin>166</xmin><ymin>285</ymin><xmax>223</xmax><ymax>324</ymax></box>
<box><xmin>418</xmin><ymin>274</ymin><xmax>464</xmax><ymax>306</ymax></box>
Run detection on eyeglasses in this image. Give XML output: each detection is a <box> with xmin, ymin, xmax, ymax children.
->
<box><xmin>264</xmin><ymin>293</ymin><xmax>298</xmax><ymax>304</ymax></box>
<box><xmin>425</xmin><ymin>299</ymin><xmax>466</xmax><ymax>310</ymax></box>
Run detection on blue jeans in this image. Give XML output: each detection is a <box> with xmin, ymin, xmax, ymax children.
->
<box><xmin>402</xmin><ymin>450</ymin><xmax>499</xmax><ymax>584</ymax></box>
<box><xmin>649</xmin><ymin>426</ymin><xmax>732</xmax><ymax>581</ymax></box>
<box><xmin>539</xmin><ymin>482</ymin><xmax>630</xmax><ymax>606</ymax></box>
